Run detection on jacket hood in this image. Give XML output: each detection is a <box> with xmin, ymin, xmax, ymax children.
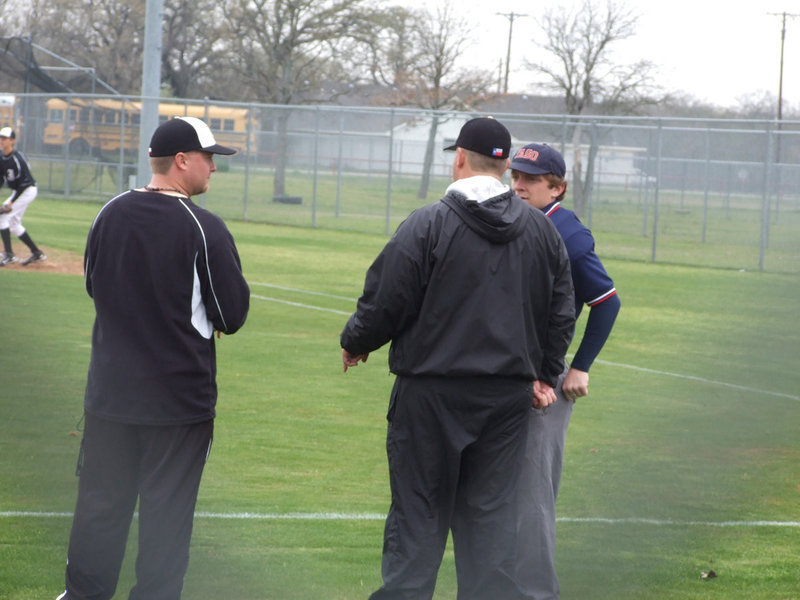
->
<box><xmin>441</xmin><ymin>188</ymin><xmax>529</xmax><ymax>244</ymax></box>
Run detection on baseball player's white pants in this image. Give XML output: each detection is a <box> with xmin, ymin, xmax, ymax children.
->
<box><xmin>0</xmin><ymin>185</ymin><xmax>37</xmax><ymax>236</ymax></box>
<box><xmin>515</xmin><ymin>367</ymin><xmax>573</xmax><ymax>600</ymax></box>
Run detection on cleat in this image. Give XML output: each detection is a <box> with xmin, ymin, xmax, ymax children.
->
<box><xmin>22</xmin><ymin>251</ymin><xmax>46</xmax><ymax>266</ymax></box>
<box><xmin>0</xmin><ymin>252</ymin><xmax>18</xmax><ymax>266</ymax></box>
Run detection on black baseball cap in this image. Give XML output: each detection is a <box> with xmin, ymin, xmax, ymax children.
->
<box><xmin>510</xmin><ymin>143</ymin><xmax>566</xmax><ymax>178</ymax></box>
<box><xmin>149</xmin><ymin>116</ymin><xmax>237</xmax><ymax>157</ymax></box>
<box><xmin>0</xmin><ymin>127</ymin><xmax>15</xmax><ymax>139</ymax></box>
<box><xmin>443</xmin><ymin>117</ymin><xmax>511</xmax><ymax>159</ymax></box>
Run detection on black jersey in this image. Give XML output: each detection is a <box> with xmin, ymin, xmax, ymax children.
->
<box><xmin>0</xmin><ymin>149</ymin><xmax>36</xmax><ymax>201</ymax></box>
<box><xmin>83</xmin><ymin>190</ymin><xmax>250</xmax><ymax>425</ymax></box>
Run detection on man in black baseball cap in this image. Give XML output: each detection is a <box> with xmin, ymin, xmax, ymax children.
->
<box><xmin>341</xmin><ymin>115</ymin><xmax>574</xmax><ymax>599</ymax></box>
<box><xmin>443</xmin><ymin>116</ymin><xmax>511</xmax><ymax>158</ymax></box>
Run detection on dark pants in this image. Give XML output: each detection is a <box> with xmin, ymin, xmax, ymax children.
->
<box><xmin>63</xmin><ymin>413</ymin><xmax>213</xmax><ymax>600</ymax></box>
<box><xmin>369</xmin><ymin>376</ymin><xmax>532</xmax><ymax>600</ymax></box>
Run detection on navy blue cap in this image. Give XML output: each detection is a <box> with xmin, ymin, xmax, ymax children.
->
<box><xmin>510</xmin><ymin>143</ymin><xmax>566</xmax><ymax>178</ymax></box>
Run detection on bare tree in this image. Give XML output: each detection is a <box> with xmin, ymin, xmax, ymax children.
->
<box><xmin>221</xmin><ymin>0</ymin><xmax>365</xmax><ymax>197</ymax></box>
<box><xmin>525</xmin><ymin>0</ymin><xmax>659</xmax><ymax>216</ymax></box>
<box><xmin>162</xmin><ymin>0</ymin><xmax>229</xmax><ymax>98</ymax></box>
<box><xmin>349</xmin><ymin>5</ymin><xmax>422</xmax><ymax>91</ymax></box>
<box><xmin>398</xmin><ymin>4</ymin><xmax>494</xmax><ymax>199</ymax></box>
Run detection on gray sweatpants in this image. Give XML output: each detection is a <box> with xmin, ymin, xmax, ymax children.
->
<box><xmin>515</xmin><ymin>370</ymin><xmax>573</xmax><ymax>600</ymax></box>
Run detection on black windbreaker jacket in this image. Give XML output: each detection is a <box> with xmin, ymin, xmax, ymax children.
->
<box><xmin>341</xmin><ymin>184</ymin><xmax>575</xmax><ymax>387</ymax></box>
<box><xmin>83</xmin><ymin>190</ymin><xmax>250</xmax><ymax>425</ymax></box>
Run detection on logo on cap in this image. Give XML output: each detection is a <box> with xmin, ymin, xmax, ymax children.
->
<box><xmin>443</xmin><ymin>117</ymin><xmax>511</xmax><ymax>159</ymax></box>
<box><xmin>510</xmin><ymin>143</ymin><xmax>566</xmax><ymax>178</ymax></box>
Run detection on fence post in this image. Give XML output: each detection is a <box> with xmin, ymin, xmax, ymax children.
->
<box><xmin>759</xmin><ymin>122</ymin><xmax>775</xmax><ymax>272</ymax></box>
<box><xmin>585</xmin><ymin>121</ymin><xmax>599</xmax><ymax>229</ymax></box>
<box><xmin>64</xmin><ymin>95</ymin><xmax>73</xmax><ymax>197</ymax></box>
<box><xmin>702</xmin><ymin>128</ymin><xmax>710</xmax><ymax>243</ymax></box>
<box><xmin>641</xmin><ymin>127</ymin><xmax>653</xmax><ymax>237</ymax></box>
<box><xmin>651</xmin><ymin>120</ymin><xmax>663</xmax><ymax>263</ymax></box>
<box><xmin>312</xmin><ymin>106</ymin><xmax>320</xmax><ymax>228</ymax></box>
<box><xmin>243</xmin><ymin>103</ymin><xmax>254</xmax><ymax>220</ymax></box>
<box><xmin>385</xmin><ymin>109</ymin><xmax>395</xmax><ymax>236</ymax></box>
<box><xmin>336</xmin><ymin>110</ymin><xmax>344</xmax><ymax>218</ymax></box>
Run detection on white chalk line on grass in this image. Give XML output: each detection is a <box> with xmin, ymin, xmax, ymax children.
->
<box><xmin>248</xmin><ymin>282</ymin><xmax>799</xmax><ymax>403</ymax></box>
<box><xmin>249</xmin><ymin>282</ymin><xmax>355</xmax><ymax>302</ymax></box>
<box><xmin>250</xmin><ymin>294</ymin><xmax>352</xmax><ymax>316</ymax></box>
<box><xmin>595</xmin><ymin>359</ymin><xmax>800</xmax><ymax>401</ymax></box>
<box><xmin>2</xmin><ymin>511</ymin><xmax>799</xmax><ymax>528</ymax></box>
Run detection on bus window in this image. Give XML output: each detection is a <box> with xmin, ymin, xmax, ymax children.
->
<box><xmin>210</xmin><ymin>118</ymin><xmax>222</xmax><ymax>130</ymax></box>
<box><xmin>223</xmin><ymin>119</ymin><xmax>235</xmax><ymax>131</ymax></box>
<box><xmin>49</xmin><ymin>109</ymin><xmax>65</xmax><ymax>122</ymax></box>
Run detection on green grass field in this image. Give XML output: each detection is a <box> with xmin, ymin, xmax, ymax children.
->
<box><xmin>1</xmin><ymin>198</ymin><xmax>799</xmax><ymax>599</ymax></box>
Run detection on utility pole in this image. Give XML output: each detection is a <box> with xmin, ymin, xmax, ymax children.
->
<box><xmin>497</xmin><ymin>12</ymin><xmax>527</xmax><ymax>94</ymax></box>
<box><xmin>768</xmin><ymin>11</ymin><xmax>799</xmax><ymax>163</ymax></box>
<box><xmin>137</xmin><ymin>0</ymin><xmax>164</xmax><ymax>187</ymax></box>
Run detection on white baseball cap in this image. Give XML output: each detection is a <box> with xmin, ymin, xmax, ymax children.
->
<box><xmin>0</xmin><ymin>127</ymin><xmax>15</xmax><ymax>139</ymax></box>
<box><xmin>148</xmin><ymin>116</ymin><xmax>235</xmax><ymax>157</ymax></box>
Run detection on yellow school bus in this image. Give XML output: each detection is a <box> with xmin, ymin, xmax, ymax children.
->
<box><xmin>43</xmin><ymin>97</ymin><xmax>254</xmax><ymax>155</ymax></box>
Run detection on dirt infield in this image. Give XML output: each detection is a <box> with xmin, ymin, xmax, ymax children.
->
<box><xmin>0</xmin><ymin>247</ymin><xmax>83</xmax><ymax>276</ymax></box>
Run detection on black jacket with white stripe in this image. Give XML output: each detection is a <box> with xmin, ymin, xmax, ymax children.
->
<box><xmin>83</xmin><ymin>189</ymin><xmax>250</xmax><ymax>425</ymax></box>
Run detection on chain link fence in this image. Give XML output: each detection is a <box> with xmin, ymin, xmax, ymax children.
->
<box><xmin>3</xmin><ymin>93</ymin><xmax>799</xmax><ymax>273</ymax></box>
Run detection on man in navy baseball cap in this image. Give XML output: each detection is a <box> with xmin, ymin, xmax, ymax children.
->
<box><xmin>510</xmin><ymin>142</ymin><xmax>567</xmax><ymax>178</ymax></box>
<box><xmin>149</xmin><ymin>116</ymin><xmax>237</xmax><ymax>157</ymax></box>
<box><xmin>510</xmin><ymin>139</ymin><xmax>620</xmax><ymax>600</ymax></box>
<box><xmin>444</xmin><ymin>116</ymin><xmax>511</xmax><ymax>159</ymax></box>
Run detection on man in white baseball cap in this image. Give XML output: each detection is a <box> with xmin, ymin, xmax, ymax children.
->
<box><xmin>0</xmin><ymin>126</ymin><xmax>46</xmax><ymax>266</ymax></box>
<box><xmin>56</xmin><ymin>116</ymin><xmax>248</xmax><ymax>600</ymax></box>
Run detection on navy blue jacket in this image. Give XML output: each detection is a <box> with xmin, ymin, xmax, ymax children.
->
<box><xmin>544</xmin><ymin>201</ymin><xmax>619</xmax><ymax>372</ymax></box>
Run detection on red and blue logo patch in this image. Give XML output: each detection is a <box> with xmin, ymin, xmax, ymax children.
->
<box><xmin>492</xmin><ymin>147</ymin><xmax>504</xmax><ymax>157</ymax></box>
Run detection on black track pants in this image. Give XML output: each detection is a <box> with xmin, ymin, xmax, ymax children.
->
<box><xmin>63</xmin><ymin>413</ymin><xmax>213</xmax><ymax>600</ymax></box>
<box><xmin>369</xmin><ymin>375</ymin><xmax>531</xmax><ymax>600</ymax></box>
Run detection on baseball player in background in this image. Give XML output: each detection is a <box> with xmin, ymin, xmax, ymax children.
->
<box><xmin>510</xmin><ymin>142</ymin><xmax>620</xmax><ymax>599</ymax></box>
<box><xmin>56</xmin><ymin>116</ymin><xmax>250</xmax><ymax>600</ymax></box>
<box><xmin>0</xmin><ymin>126</ymin><xmax>46</xmax><ymax>266</ymax></box>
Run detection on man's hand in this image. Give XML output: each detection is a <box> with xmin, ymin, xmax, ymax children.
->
<box><xmin>0</xmin><ymin>202</ymin><xmax>11</xmax><ymax>214</ymax></box>
<box><xmin>533</xmin><ymin>380</ymin><xmax>557</xmax><ymax>408</ymax></box>
<box><xmin>562</xmin><ymin>368</ymin><xmax>589</xmax><ymax>401</ymax></box>
<box><xmin>342</xmin><ymin>348</ymin><xmax>369</xmax><ymax>372</ymax></box>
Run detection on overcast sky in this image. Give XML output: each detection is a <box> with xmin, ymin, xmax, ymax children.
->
<box><xmin>423</xmin><ymin>0</ymin><xmax>799</xmax><ymax>110</ymax></box>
